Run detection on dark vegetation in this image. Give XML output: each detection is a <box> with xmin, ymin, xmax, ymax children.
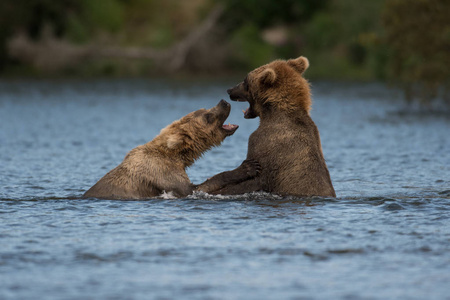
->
<box><xmin>0</xmin><ymin>0</ymin><xmax>448</xmax><ymax>105</ymax></box>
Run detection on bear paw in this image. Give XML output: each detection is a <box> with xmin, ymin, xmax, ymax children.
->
<box><xmin>240</xmin><ymin>159</ymin><xmax>262</xmax><ymax>179</ymax></box>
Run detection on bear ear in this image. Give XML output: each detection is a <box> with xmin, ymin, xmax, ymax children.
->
<box><xmin>287</xmin><ymin>56</ymin><xmax>309</xmax><ymax>74</ymax></box>
<box><xmin>166</xmin><ymin>133</ymin><xmax>184</xmax><ymax>149</ymax></box>
<box><xmin>259</xmin><ymin>68</ymin><xmax>277</xmax><ymax>86</ymax></box>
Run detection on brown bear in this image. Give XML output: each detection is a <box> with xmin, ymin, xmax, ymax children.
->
<box><xmin>83</xmin><ymin>100</ymin><xmax>260</xmax><ymax>199</ymax></box>
<box><xmin>214</xmin><ymin>56</ymin><xmax>336</xmax><ymax>197</ymax></box>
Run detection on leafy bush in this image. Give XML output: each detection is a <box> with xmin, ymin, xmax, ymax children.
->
<box><xmin>228</xmin><ymin>24</ymin><xmax>275</xmax><ymax>69</ymax></box>
<box><xmin>383</xmin><ymin>0</ymin><xmax>450</xmax><ymax>104</ymax></box>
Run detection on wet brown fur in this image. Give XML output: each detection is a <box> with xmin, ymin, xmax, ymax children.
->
<box><xmin>249</xmin><ymin>58</ymin><xmax>312</xmax><ymax>114</ymax></box>
<box><xmin>221</xmin><ymin>56</ymin><xmax>336</xmax><ymax>197</ymax></box>
<box><xmin>83</xmin><ymin>101</ymin><xmax>258</xmax><ymax>199</ymax></box>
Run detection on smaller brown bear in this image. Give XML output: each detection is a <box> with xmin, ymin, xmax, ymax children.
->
<box><xmin>83</xmin><ymin>100</ymin><xmax>260</xmax><ymax>199</ymax></box>
<box><xmin>215</xmin><ymin>56</ymin><xmax>336</xmax><ymax>197</ymax></box>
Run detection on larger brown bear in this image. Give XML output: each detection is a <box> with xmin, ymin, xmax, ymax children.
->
<box><xmin>215</xmin><ymin>56</ymin><xmax>336</xmax><ymax>197</ymax></box>
<box><xmin>83</xmin><ymin>100</ymin><xmax>260</xmax><ymax>199</ymax></box>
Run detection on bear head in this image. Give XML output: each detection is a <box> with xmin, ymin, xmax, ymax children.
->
<box><xmin>227</xmin><ymin>56</ymin><xmax>311</xmax><ymax>119</ymax></box>
<box><xmin>159</xmin><ymin>99</ymin><xmax>238</xmax><ymax>166</ymax></box>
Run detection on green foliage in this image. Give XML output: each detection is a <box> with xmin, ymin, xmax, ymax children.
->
<box><xmin>301</xmin><ymin>0</ymin><xmax>387</xmax><ymax>80</ymax></box>
<box><xmin>119</xmin><ymin>0</ymin><xmax>173</xmax><ymax>46</ymax></box>
<box><xmin>383</xmin><ymin>0</ymin><xmax>450</xmax><ymax>104</ymax></box>
<box><xmin>0</xmin><ymin>0</ymin><xmax>123</xmax><ymax>43</ymax></box>
<box><xmin>66</xmin><ymin>0</ymin><xmax>124</xmax><ymax>43</ymax></box>
<box><xmin>0</xmin><ymin>0</ymin><xmax>125</xmax><ymax>71</ymax></box>
<box><xmin>229</xmin><ymin>24</ymin><xmax>275</xmax><ymax>69</ymax></box>
<box><xmin>220</xmin><ymin>0</ymin><xmax>327</xmax><ymax>29</ymax></box>
<box><xmin>1</xmin><ymin>0</ymin><xmax>448</xmax><ymax>103</ymax></box>
<box><xmin>0</xmin><ymin>0</ymin><xmax>78</xmax><ymax>38</ymax></box>
<box><xmin>0</xmin><ymin>0</ymin><xmax>74</xmax><ymax>70</ymax></box>
<box><xmin>303</xmin><ymin>12</ymin><xmax>338</xmax><ymax>49</ymax></box>
<box><xmin>219</xmin><ymin>0</ymin><xmax>330</xmax><ymax>70</ymax></box>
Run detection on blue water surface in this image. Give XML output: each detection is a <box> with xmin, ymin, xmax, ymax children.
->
<box><xmin>0</xmin><ymin>79</ymin><xmax>449</xmax><ymax>300</ymax></box>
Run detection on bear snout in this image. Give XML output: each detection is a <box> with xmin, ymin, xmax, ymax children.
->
<box><xmin>227</xmin><ymin>88</ymin><xmax>232</xmax><ymax>95</ymax></box>
<box><xmin>219</xmin><ymin>99</ymin><xmax>230</xmax><ymax>108</ymax></box>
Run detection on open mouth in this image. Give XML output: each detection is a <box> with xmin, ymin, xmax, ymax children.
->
<box><xmin>217</xmin><ymin>99</ymin><xmax>238</xmax><ymax>135</ymax></box>
<box><xmin>229</xmin><ymin>97</ymin><xmax>254</xmax><ymax>119</ymax></box>
<box><xmin>242</xmin><ymin>107</ymin><xmax>252</xmax><ymax>118</ymax></box>
<box><xmin>238</xmin><ymin>103</ymin><xmax>255</xmax><ymax>119</ymax></box>
<box><xmin>222</xmin><ymin>123</ymin><xmax>239</xmax><ymax>136</ymax></box>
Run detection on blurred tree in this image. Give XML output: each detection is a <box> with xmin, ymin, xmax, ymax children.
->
<box><xmin>300</xmin><ymin>0</ymin><xmax>387</xmax><ymax>80</ymax></box>
<box><xmin>220</xmin><ymin>0</ymin><xmax>327</xmax><ymax>29</ymax></box>
<box><xmin>0</xmin><ymin>0</ymin><xmax>74</xmax><ymax>70</ymax></box>
<box><xmin>219</xmin><ymin>0</ymin><xmax>328</xmax><ymax>68</ymax></box>
<box><xmin>6</xmin><ymin>0</ymin><xmax>446</xmax><ymax>90</ymax></box>
<box><xmin>0</xmin><ymin>0</ymin><xmax>76</xmax><ymax>40</ymax></box>
<box><xmin>383</xmin><ymin>0</ymin><xmax>450</xmax><ymax>104</ymax></box>
<box><xmin>0</xmin><ymin>0</ymin><xmax>124</xmax><ymax>72</ymax></box>
<box><xmin>66</xmin><ymin>0</ymin><xmax>124</xmax><ymax>43</ymax></box>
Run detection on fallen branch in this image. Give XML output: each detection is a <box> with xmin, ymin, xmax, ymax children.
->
<box><xmin>7</xmin><ymin>4</ymin><xmax>225</xmax><ymax>73</ymax></box>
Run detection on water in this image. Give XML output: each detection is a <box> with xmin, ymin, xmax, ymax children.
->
<box><xmin>0</xmin><ymin>79</ymin><xmax>449</xmax><ymax>300</ymax></box>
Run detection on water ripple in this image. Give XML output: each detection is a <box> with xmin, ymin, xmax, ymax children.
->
<box><xmin>1</xmin><ymin>80</ymin><xmax>449</xmax><ymax>300</ymax></box>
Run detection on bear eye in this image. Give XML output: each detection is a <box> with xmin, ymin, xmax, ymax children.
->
<box><xmin>204</xmin><ymin>113</ymin><xmax>215</xmax><ymax>124</ymax></box>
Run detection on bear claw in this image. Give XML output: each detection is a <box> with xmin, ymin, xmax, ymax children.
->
<box><xmin>240</xmin><ymin>159</ymin><xmax>262</xmax><ymax>178</ymax></box>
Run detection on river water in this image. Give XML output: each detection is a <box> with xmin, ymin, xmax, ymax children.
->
<box><xmin>0</xmin><ymin>79</ymin><xmax>449</xmax><ymax>299</ymax></box>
